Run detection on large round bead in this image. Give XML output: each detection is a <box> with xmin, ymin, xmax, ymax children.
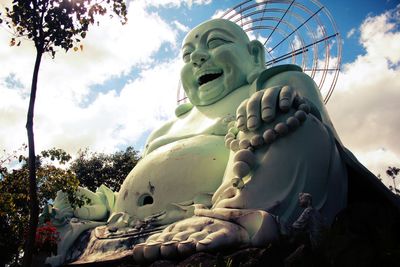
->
<box><xmin>274</xmin><ymin>122</ymin><xmax>289</xmax><ymax>136</ymax></box>
<box><xmin>263</xmin><ymin>129</ymin><xmax>276</xmax><ymax>144</ymax></box>
<box><xmin>293</xmin><ymin>95</ymin><xmax>305</xmax><ymax>108</ymax></box>
<box><xmin>233</xmin><ymin>161</ymin><xmax>251</xmax><ymax>177</ymax></box>
<box><xmin>250</xmin><ymin>135</ymin><xmax>264</xmax><ymax>147</ymax></box>
<box><xmin>234</xmin><ymin>149</ymin><xmax>256</xmax><ymax>167</ymax></box>
<box><xmin>294</xmin><ymin>110</ymin><xmax>307</xmax><ymax>122</ymax></box>
<box><xmin>225</xmin><ymin>132</ymin><xmax>235</xmax><ymax>141</ymax></box>
<box><xmin>298</xmin><ymin>103</ymin><xmax>310</xmax><ymax>114</ymax></box>
<box><xmin>230</xmin><ymin>139</ymin><xmax>240</xmax><ymax>152</ymax></box>
<box><xmin>225</xmin><ymin>138</ymin><xmax>234</xmax><ymax>149</ymax></box>
<box><xmin>239</xmin><ymin>139</ymin><xmax>251</xmax><ymax>150</ymax></box>
<box><xmin>286</xmin><ymin>116</ymin><xmax>300</xmax><ymax>130</ymax></box>
<box><xmin>228</xmin><ymin>127</ymin><xmax>239</xmax><ymax>135</ymax></box>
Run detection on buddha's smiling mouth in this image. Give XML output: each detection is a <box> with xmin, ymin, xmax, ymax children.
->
<box><xmin>197</xmin><ymin>70</ymin><xmax>223</xmax><ymax>87</ymax></box>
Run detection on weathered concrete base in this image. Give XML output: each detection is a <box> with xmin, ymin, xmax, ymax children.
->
<box><xmin>62</xmin><ymin>200</ymin><xmax>400</xmax><ymax>267</ymax></box>
<box><xmin>65</xmin><ymin>226</ymin><xmax>164</xmax><ymax>266</ymax></box>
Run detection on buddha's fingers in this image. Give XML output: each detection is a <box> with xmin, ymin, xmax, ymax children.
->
<box><xmin>279</xmin><ymin>85</ymin><xmax>296</xmax><ymax>112</ymax></box>
<box><xmin>212</xmin><ymin>193</ymin><xmax>244</xmax><ymax>209</ymax></box>
<box><xmin>212</xmin><ymin>186</ymin><xmax>237</xmax><ymax>206</ymax></box>
<box><xmin>246</xmin><ymin>90</ymin><xmax>264</xmax><ymax>130</ymax></box>
<box><xmin>236</xmin><ymin>99</ymin><xmax>248</xmax><ymax>131</ymax></box>
<box><xmin>261</xmin><ymin>85</ymin><xmax>281</xmax><ymax>123</ymax></box>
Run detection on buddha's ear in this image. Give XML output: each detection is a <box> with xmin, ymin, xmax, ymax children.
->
<box><xmin>246</xmin><ymin>40</ymin><xmax>265</xmax><ymax>84</ymax></box>
<box><xmin>248</xmin><ymin>40</ymin><xmax>265</xmax><ymax>68</ymax></box>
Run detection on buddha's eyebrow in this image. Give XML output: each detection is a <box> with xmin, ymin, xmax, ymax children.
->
<box><xmin>182</xmin><ymin>43</ymin><xmax>194</xmax><ymax>51</ymax></box>
<box><xmin>205</xmin><ymin>28</ymin><xmax>236</xmax><ymax>39</ymax></box>
<box><xmin>182</xmin><ymin>27</ymin><xmax>237</xmax><ymax>49</ymax></box>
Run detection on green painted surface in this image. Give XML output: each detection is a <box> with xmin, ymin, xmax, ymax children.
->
<box><xmin>46</xmin><ymin>19</ymin><xmax>347</xmax><ymax>266</ymax></box>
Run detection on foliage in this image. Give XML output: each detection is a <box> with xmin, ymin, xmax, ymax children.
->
<box><xmin>2</xmin><ymin>0</ymin><xmax>127</xmax><ymax>55</ymax></box>
<box><xmin>1</xmin><ymin>1</ymin><xmax>127</xmax><ymax>265</ymax></box>
<box><xmin>41</xmin><ymin>148</ymin><xmax>72</xmax><ymax>165</ymax></box>
<box><xmin>0</xmin><ymin>147</ymin><xmax>81</xmax><ymax>266</ymax></box>
<box><xmin>0</xmin><ymin>146</ymin><xmax>139</xmax><ymax>265</ymax></box>
<box><xmin>0</xmin><ymin>168</ymin><xmax>29</xmax><ymax>266</ymax></box>
<box><xmin>71</xmin><ymin>146</ymin><xmax>140</xmax><ymax>192</ymax></box>
<box><xmin>386</xmin><ymin>166</ymin><xmax>400</xmax><ymax>195</ymax></box>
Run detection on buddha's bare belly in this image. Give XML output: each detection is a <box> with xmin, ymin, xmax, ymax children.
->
<box><xmin>114</xmin><ymin>135</ymin><xmax>229</xmax><ymax>220</ymax></box>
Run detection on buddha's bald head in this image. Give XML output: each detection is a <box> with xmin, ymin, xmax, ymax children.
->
<box><xmin>180</xmin><ymin>19</ymin><xmax>265</xmax><ymax>106</ymax></box>
<box><xmin>183</xmin><ymin>19</ymin><xmax>251</xmax><ymax>46</ymax></box>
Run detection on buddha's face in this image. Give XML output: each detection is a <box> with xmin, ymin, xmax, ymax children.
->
<box><xmin>180</xmin><ymin>19</ymin><xmax>257</xmax><ymax>106</ymax></box>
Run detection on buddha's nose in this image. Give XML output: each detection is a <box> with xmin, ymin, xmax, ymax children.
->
<box><xmin>191</xmin><ymin>49</ymin><xmax>209</xmax><ymax>67</ymax></box>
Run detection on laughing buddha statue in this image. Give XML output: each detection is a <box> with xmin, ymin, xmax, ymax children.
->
<box><xmin>46</xmin><ymin>18</ymin><xmax>349</xmax><ymax>265</ymax></box>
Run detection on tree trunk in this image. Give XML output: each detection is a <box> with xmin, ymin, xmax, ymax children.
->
<box><xmin>393</xmin><ymin>179</ymin><xmax>398</xmax><ymax>195</ymax></box>
<box><xmin>22</xmin><ymin>49</ymin><xmax>43</xmax><ymax>267</ymax></box>
<box><xmin>14</xmin><ymin>248</ymin><xmax>20</xmax><ymax>266</ymax></box>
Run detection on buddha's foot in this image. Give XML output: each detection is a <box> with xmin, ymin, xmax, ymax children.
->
<box><xmin>132</xmin><ymin>207</ymin><xmax>278</xmax><ymax>263</ymax></box>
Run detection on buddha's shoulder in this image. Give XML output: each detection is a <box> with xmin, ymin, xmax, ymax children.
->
<box><xmin>252</xmin><ymin>64</ymin><xmax>303</xmax><ymax>92</ymax></box>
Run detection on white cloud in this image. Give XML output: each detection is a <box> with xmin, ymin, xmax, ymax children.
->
<box><xmin>327</xmin><ymin>5</ymin><xmax>400</xmax><ymax>184</ymax></box>
<box><xmin>212</xmin><ymin>8</ymin><xmax>228</xmax><ymax>19</ymax></box>
<box><xmin>144</xmin><ymin>0</ymin><xmax>212</xmax><ymax>8</ymax></box>
<box><xmin>291</xmin><ymin>34</ymin><xmax>302</xmax><ymax>50</ymax></box>
<box><xmin>173</xmin><ymin>20</ymin><xmax>190</xmax><ymax>32</ymax></box>
<box><xmin>346</xmin><ymin>27</ymin><xmax>356</xmax><ymax>38</ymax></box>
<box><xmin>314</xmin><ymin>25</ymin><xmax>325</xmax><ymax>39</ymax></box>
<box><xmin>0</xmin><ymin>0</ymin><xmax>181</xmax><ymax>155</ymax></box>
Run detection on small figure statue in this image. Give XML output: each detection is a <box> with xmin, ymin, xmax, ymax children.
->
<box><xmin>284</xmin><ymin>193</ymin><xmax>327</xmax><ymax>266</ymax></box>
<box><xmin>291</xmin><ymin>192</ymin><xmax>326</xmax><ymax>250</ymax></box>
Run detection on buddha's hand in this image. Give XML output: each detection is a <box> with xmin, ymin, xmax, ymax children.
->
<box><xmin>236</xmin><ymin>85</ymin><xmax>302</xmax><ymax>131</ymax></box>
<box><xmin>132</xmin><ymin>207</ymin><xmax>279</xmax><ymax>263</ymax></box>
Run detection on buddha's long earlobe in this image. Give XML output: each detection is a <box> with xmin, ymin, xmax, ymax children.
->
<box><xmin>246</xmin><ymin>40</ymin><xmax>265</xmax><ymax>84</ymax></box>
<box><xmin>248</xmin><ymin>40</ymin><xmax>265</xmax><ymax>68</ymax></box>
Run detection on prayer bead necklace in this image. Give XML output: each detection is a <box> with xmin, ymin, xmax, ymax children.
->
<box><xmin>224</xmin><ymin>97</ymin><xmax>311</xmax><ymax>189</ymax></box>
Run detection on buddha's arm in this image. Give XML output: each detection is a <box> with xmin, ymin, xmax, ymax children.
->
<box><xmin>142</xmin><ymin>120</ymin><xmax>176</xmax><ymax>157</ymax></box>
<box><xmin>213</xmin><ymin>69</ymin><xmax>346</xmax><ymax>216</ymax></box>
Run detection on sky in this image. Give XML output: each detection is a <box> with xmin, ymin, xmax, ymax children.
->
<box><xmin>0</xmin><ymin>0</ymin><xmax>399</xmax><ymax>186</ymax></box>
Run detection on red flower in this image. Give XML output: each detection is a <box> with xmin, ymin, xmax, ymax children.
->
<box><xmin>35</xmin><ymin>221</ymin><xmax>60</xmax><ymax>254</ymax></box>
